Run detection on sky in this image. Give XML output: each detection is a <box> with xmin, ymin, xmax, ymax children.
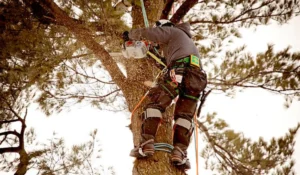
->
<box><xmin>2</xmin><ymin>15</ymin><xmax>300</xmax><ymax>175</ymax></box>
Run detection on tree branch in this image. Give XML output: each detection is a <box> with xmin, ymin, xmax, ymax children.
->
<box><xmin>197</xmin><ymin>89</ymin><xmax>212</xmax><ymax>117</ymax></box>
<box><xmin>190</xmin><ymin>0</ymin><xmax>297</xmax><ymax>25</ymax></box>
<box><xmin>0</xmin><ymin>119</ymin><xmax>20</xmax><ymax>125</ymax></box>
<box><xmin>0</xmin><ymin>131</ymin><xmax>20</xmax><ymax>145</ymax></box>
<box><xmin>1</xmin><ymin>98</ymin><xmax>25</xmax><ymax>125</ymax></box>
<box><xmin>63</xmin><ymin>62</ymin><xmax>116</xmax><ymax>85</ymax></box>
<box><xmin>38</xmin><ymin>0</ymin><xmax>129</xmax><ymax>94</ymax></box>
<box><xmin>44</xmin><ymin>89</ymin><xmax>121</xmax><ymax>100</ymax></box>
<box><xmin>170</xmin><ymin>0</ymin><xmax>199</xmax><ymax>24</ymax></box>
<box><xmin>160</xmin><ymin>0</ymin><xmax>175</xmax><ymax>19</ymax></box>
<box><xmin>0</xmin><ymin>147</ymin><xmax>21</xmax><ymax>154</ymax></box>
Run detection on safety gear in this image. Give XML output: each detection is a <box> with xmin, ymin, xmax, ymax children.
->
<box><xmin>174</xmin><ymin>118</ymin><xmax>193</xmax><ymax>133</ymax></box>
<box><xmin>171</xmin><ymin>144</ymin><xmax>191</xmax><ymax>170</ymax></box>
<box><xmin>155</xmin><ymin>19</ymin><xmax>174</xmax><ymax>27</ymax></box>
<box><xmin>142</xmin><ymin>108</ymin><xmax>162</xmax><ymax>120</ymax></box>
<box><xmin>141</xmin><ymin>108</ymin><xmax>162</xmax><ymax>137</ymax></box>
<box><xmin>170</xmin><ymin>55</ymin><xmax>201</xmax><ymax>69</ymax></box>
<box><xmin>173</xmin><ymin>118</ymin><xmax>194</xmax><ymax>146</ymax></box>
<box><xmin>130</xmin><ymin>134</ymin><xmax>155</xmax><ymax>158</ymax></box>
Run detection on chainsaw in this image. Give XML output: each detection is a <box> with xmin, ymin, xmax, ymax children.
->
<box><xmin>122</xmin><ymin>40</ymin><xmax>149</xmax><ymax>59</ymax></box>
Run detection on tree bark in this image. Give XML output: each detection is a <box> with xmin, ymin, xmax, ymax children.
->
<box><xmin>15</xmin><ymin>150</ymin><xmax>29</xmax><ymax>175</ymax></box>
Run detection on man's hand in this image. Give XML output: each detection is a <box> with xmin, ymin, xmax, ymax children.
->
<box><xmin>122</xmin><ymin>31</ymin><xmax>129</xmax><ymax>41</ymax></box>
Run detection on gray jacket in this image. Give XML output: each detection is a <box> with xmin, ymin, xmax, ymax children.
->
<box><xmin>128</xmin><ymin>23</ymin><xmax>200</xmax><ymax>66</ymax></box>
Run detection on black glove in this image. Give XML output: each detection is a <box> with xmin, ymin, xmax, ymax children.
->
<box><xmin>122</xmin><ymin>31</ymin><xmax>129</xmax><ymax>41</ymax></box>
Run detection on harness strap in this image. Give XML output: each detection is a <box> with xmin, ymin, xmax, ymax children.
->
<box><xmin>173</xmin><ymin>146</ymin><xmax>188</xmax><ymax>165</ymax></box>
<box><xmin>184</xmin><ymin>94</ymin><xmax>199</xmax><ymax>101</ymax></box>
<box><xmin>138</xmin><ymin>148</ymin><xmax>147</xmax><ymax>157</ymax></box>
<box><xmin>143</xmin><ymin>108</ymin><xmax>162</xmax><ymax>120</ymax></box>
<box><xmin>137</xmin><ymin>139</ymin><xmax>154</xmax><ymax>157</ymax></box>
<box><xmin>171</xmin><ymin>55</ymin><xmax>201</xmax><ymax>69</ymax></box>
<box><xmin>140</xmin><ymin>139</ymin><xmax>154</xmax><ymax>147</ymax></box>
<box><xmin>160</xmin><ymin>84</ymin><xmax>177</xmax><ymax>98</ymax></box>
<box><xmin>175</xmin><ymin>118</ymin><xmax>193</xmax><ymax>131</ymax></box>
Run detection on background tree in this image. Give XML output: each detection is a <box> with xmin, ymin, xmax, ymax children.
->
<box><xmin>1</xmin><ymin>0</ymin><xmax>300</xmax><ymax>174</ymax></box>
<box><xmin>0</xmin><ymin>1</ymin><xmax>106</xmax><ymax>175</ymax></box>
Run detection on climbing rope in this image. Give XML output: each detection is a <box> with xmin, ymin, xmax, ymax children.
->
<box><xmin>140</xmin><ymin>0</ymin><xmax>149</xmax><ymax>28</ymax></box>
<box><xmin>154</xmin><ymin>143</ymin><xmax>174</xmax><ymax>153</ymax></box>
<box><xmin>193</xmin><ymin>112</ymin><xmax>199</xmax><ymax>175</ymax></box>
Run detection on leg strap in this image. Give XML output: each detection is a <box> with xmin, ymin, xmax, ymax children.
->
<box><xmin>175</xmin><ymin>118</ymin><xmax>193</xmax><ymax>131</ymax></box>
<box><xmin>173</xmin><ymin>118</ymin><xmax>194</xmax><ymax>146</ymax></box>
<box><xmin>141</xmin><ymin>108</ymin><xmax>162</xmax><ymax>136</ymax></box>
<box><xmin>173</xmin><ymin>146</ymin><xmax>188</xmax><ymax>165</ymax></box>
<box><xmin>130</xmin><ymin>138</ymin><xmax>155</xmax><ymax>158</ymax></box>
<box><xmin>142</xmin><ymin>108</ymin><xmax>162</xmax><ymax>120</ymax></box>
<box><xmin>138</xmin><ymin>139</ymin><xmax>155</xmax><ymax>157</ymax></box>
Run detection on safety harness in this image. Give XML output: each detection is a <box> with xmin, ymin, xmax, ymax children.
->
<box><xmin>165</xmin><ymin>55</ymin><xmax>202</xmax><ymax>101</ymax></box>
<box><xmin>171</xmin><ymin>55</ymin><xmax>201</xmax><ymax>69</ymax></box>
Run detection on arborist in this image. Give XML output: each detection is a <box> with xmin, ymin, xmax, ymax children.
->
<box><xmin>123</xmin><ymin>19</ymin><xmax>207</xmax><ymax>170</ymax></box>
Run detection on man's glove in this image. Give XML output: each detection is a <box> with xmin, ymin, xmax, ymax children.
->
<box><xmin>122</xmin><ymin>31</ymin><xmax>129</xmax><ymax>41</ymax></box>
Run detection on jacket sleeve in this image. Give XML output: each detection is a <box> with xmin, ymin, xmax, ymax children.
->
<box><xmin>128</xmin><ymin>27</ymin><xmax>172</xmax><ymax>44</ymax></box>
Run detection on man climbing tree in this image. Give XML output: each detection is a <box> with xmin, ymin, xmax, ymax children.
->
<box><xmin>123</xmin><ymin>19</ymin><xmax>207</xmax><ymax>170</ymax></box>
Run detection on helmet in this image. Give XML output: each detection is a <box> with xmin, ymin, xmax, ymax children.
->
<box><xmin>155</xmin><ymin>19</ymin><xmax>174</xmax><ymax>27</ymax></box>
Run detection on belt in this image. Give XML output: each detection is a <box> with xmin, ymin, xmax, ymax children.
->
<box><xmin>170</xmin><ymin>55</ymin><xmax>201</xmax><ymax>69</ymax></box>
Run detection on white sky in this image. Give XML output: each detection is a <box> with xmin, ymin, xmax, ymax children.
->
<box><xmin>3</xmin><ymin>16</ymin><xmax>300</xmax><ymax>175</ymax></box>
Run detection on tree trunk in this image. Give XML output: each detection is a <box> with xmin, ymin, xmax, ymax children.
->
<box><xmin>130</xmin><ymin>1</ymin><xmax>186</xmax><ymax>174</ymax></box>
<box><xmin>15</xmin><ymin>150</ymin><xmax>29</xmax><ymax>175</ymax></box>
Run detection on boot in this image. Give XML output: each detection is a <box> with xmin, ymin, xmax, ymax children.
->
<box><xmin>130</xmin><ymin>134</ymin><xmax>155</xmax><ymax>158</ymax></box>
<box><xmin>171</xmin><ymin>143</ymin><xmax>191</xmax><ymax>170</ymax></box>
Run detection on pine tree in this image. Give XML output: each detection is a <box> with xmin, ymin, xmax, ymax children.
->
<box><xmin>1</xmin><ymin>0</ymin><xmax>300</xmax><ymax>174</ymax></box>
<box><xmin>0</xmin><ymin>1</ymin><xmax>104</xmax><ymax>174</ymax></box>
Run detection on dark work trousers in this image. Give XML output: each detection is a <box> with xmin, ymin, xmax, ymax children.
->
<box><xmin>142</xmin><ymin>66</ymin><xmax>207</xmax><ymax>148</ymax></box>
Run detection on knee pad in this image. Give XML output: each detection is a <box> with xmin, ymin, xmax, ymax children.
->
<box><xmin>173</xmin><ymin>118</ymin><xmax>194</xmax><ymax>146</ymax></box>
<box><xmin>141</xmin><ymin>108</ymin><xmax>162</xmax><ymax>136</ymax></box>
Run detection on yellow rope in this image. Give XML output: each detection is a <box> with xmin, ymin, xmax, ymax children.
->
<box><xmin>147</xmin><ymin>51</ymin><xmax>167</xmax><ymax>68</ymax></box>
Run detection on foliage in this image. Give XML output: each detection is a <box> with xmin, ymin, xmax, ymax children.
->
<box><xmin>200</xmin><ymin>112</ymin><xmax>299</xmax><ymax>175</ymax></box>
<box><xmin>209</xmin><ymin>45</ymin><xmax>300</xmax><ymax>102</ymax></box>
<box><xmin>0</xmin><ymin>129</ymin><xmax>108</xmax><ymax>175</ymax></box>
<box><xmin>1</xmin><ymin>0</ymin><xmax>300</xmax><ymax>174</ymax></box>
